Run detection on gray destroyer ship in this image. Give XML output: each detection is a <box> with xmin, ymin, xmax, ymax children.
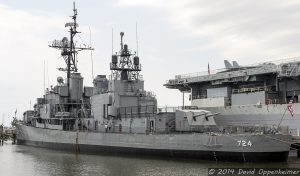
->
<box><xmin>16</xmin><ymin>4</ymin><xmax>291</xmax><ymax>162</ymax></box>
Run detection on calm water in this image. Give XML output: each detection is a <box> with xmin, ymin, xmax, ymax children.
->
<box><xmin>0</xmin><ymin>141</ymin><xmax>300</xmax><ymax>176</ymax></box>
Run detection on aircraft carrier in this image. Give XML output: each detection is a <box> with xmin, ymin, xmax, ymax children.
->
<box><xmin>165</xmin><ymin>59</ymin><xmax>300</xmax><ymax>136</ymax></box>
<box><xmin>15</xmin><ymin>3</ymin><xmax>292</xmax><ymax>162</ymax></box>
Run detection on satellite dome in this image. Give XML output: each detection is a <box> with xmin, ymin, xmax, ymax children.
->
<box><xmin>62</xmin><ymin>37</ymin><xmax>68</xmax><ymax>42</ymax></box>
<box><xmin>57</xmin><ymin>76</ymin><xmax>64</xmax><ymax>84</ymax></box>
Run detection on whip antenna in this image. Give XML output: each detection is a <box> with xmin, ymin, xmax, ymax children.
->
<box><xmin>43</xmin><ymin>59</ymin><xmax>46</xmax><ymax>95</ymax></box>
<box><xmin>47</xmin><ymin>59</ymin><xmax>49</xmax><ymax>88</ymax></box>
<box><xmin>89</xmin><ymin>26</ymin><xmax>94</xmax><ymax>80</ymax></box>
<box><xmin>112</xmin><ymin>28</ymin><xmax>114</xmax><ymax>55</ymax></box>
<box><xmin>136</xmin><ymin>22</ymin><xmax>139</xmax><ymax>56</ymax></box>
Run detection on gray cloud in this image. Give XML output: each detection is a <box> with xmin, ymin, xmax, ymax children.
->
<box><xmin>117</xmin><ymin>0</ymin><xmax>300</xmax><ymax>62</ymax></box>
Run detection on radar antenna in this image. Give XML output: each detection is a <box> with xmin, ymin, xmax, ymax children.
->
<box><xmin>110</xmin><ymin>32</ymin><xmax>141</xmax><ymax>81</ymax></box>
<box><xmin>49</xmin><ymin>2</ymin><xmax>93</xmax><ymax>88</ymax></box>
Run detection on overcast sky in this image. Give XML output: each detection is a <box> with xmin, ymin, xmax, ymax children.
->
<box><xmin>1</xmin><ymin>0</ymin><xmax>300</xmax><ymax>126</ymax></box>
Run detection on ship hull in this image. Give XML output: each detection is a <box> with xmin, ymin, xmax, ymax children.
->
<box><xmin>204</xmin><ymin>103</ymin><xmax>300</xmax><ymax>132</ymax></box>
<box><xmin>17</xmin><ymin>139</ymin><xmax>289</xmax><ymax>162</ymax></box>
<box><xmin>16</xmin><ymin>124</ymin><xmax>291</xmax><ymax>162</ymax></box>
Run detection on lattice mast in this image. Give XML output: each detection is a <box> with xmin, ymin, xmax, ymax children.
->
<box><xmin>110</xmin><ymin>32</ymin><xmax>141</xmax><ymax>81</ymax></box>
<box><xmin>49</xmin><ymin>2</ymin><xmax>93</xmax><ymax>89</ymax></box>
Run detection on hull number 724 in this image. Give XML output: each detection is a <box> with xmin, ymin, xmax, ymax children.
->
<box><xmin>237</xmin><ymin>140</ymin><xmax>252</xmax><ymax>147</ymax></box>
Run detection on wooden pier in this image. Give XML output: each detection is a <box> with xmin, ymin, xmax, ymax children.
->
<box><xmin>291</xmin><ymin>136</ymin><xmax>300</xmax><ymax>157</ymax></box>
<box><xmin>0</xmin><ymin>125</ymin><xmax>16</xmax><ymax>145</ymax></box>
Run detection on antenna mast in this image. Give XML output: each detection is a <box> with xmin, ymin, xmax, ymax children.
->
<box><xmin>89</xmin><ymin>27</ymin><xmax>94</xmax><ymax>80</ymax></box>
<box><xmin>49</xmin><ymin>2</ymin><xmax>93</xmax><ymax>89</ymax></box>
<box><xmin>110</xmin><ymin>32</ymin><xmax>141</xmax><ymax>81</ymax></box>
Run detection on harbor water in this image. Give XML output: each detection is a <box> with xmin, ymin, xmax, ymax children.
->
<box><xmin>0</xmin><ymin>142</ymin><xmax>300</xmax><ymax>176</ymax></box>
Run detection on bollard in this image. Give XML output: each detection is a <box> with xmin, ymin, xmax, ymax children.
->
<box><xmin>12</xmin><ymin>134</ymin><xmax>16</xmax><ymax>145</ymax></box>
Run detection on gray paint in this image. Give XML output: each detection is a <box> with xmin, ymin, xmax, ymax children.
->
<box><xmin>156</xmin><ymin>112</ymin><xmax>175</xmax><ymax>133</ymax></box>
<box><xmin>203</xmin><ymin>103</ymin><xmax>300</xmax><ymax>130</ymax></box>
<box><xmin>207</xmin><ymin>87</ymin><xmax>231</xmax><ymax>98</ymax></box>
<box><xmin>69</xmin><ymin>73</ymin><xmax>83</xmax><ymax>100</ymax></box>
<box><xmin>58</xmin><ymin>86</ymin><xmax>68</xmax><ymax>97</ymax></box>
<box><xmin>232</xmin><ymin>91</ymin><xmax>266</xmax><ymax>106</ymax></box>
<box><xmin>16</xmin><ymin>124</ymin><xmax>291</xmax><ymax>153</ymax></box>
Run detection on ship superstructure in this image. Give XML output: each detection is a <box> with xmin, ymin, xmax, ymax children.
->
<box><xmin>165</xmin><ymin>60</ymin><xmax>300</xmax><ymax>134</ymax></box>
<box><xmin>17</xmin><ymin>4</ymin><xmax>292</xmax><ymax>162</ymax></box>
<box><xmin>23</xmin><ymin>3</ymin><xmax>94</xmax><ymax>131</ymax></box>
<box><xmin>91</xmin><ymin>31</ymin><xmax>162</xmax><ymax>134</ymax></box>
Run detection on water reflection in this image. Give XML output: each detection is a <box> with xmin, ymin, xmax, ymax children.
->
<box><xmin>0</xmin><ymin>143</ymin><xmax>299</xmax><ymax>176</ymax></box>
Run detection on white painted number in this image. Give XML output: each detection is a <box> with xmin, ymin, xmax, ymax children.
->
<box><xmin>237</xmin><ymin>140</ymin><xmax>252</xmax><ymax>147</ymax></box>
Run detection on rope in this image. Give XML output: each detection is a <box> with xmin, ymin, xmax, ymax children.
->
<box><xmin>263</xmin><ymin>134</ymin><xmax>300</xmax><ymax>151</ymax></box>
<box><xmin>277</xmin><ymin>106</ymin><xmax>288</xmax><ymax>129</ymax></box>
